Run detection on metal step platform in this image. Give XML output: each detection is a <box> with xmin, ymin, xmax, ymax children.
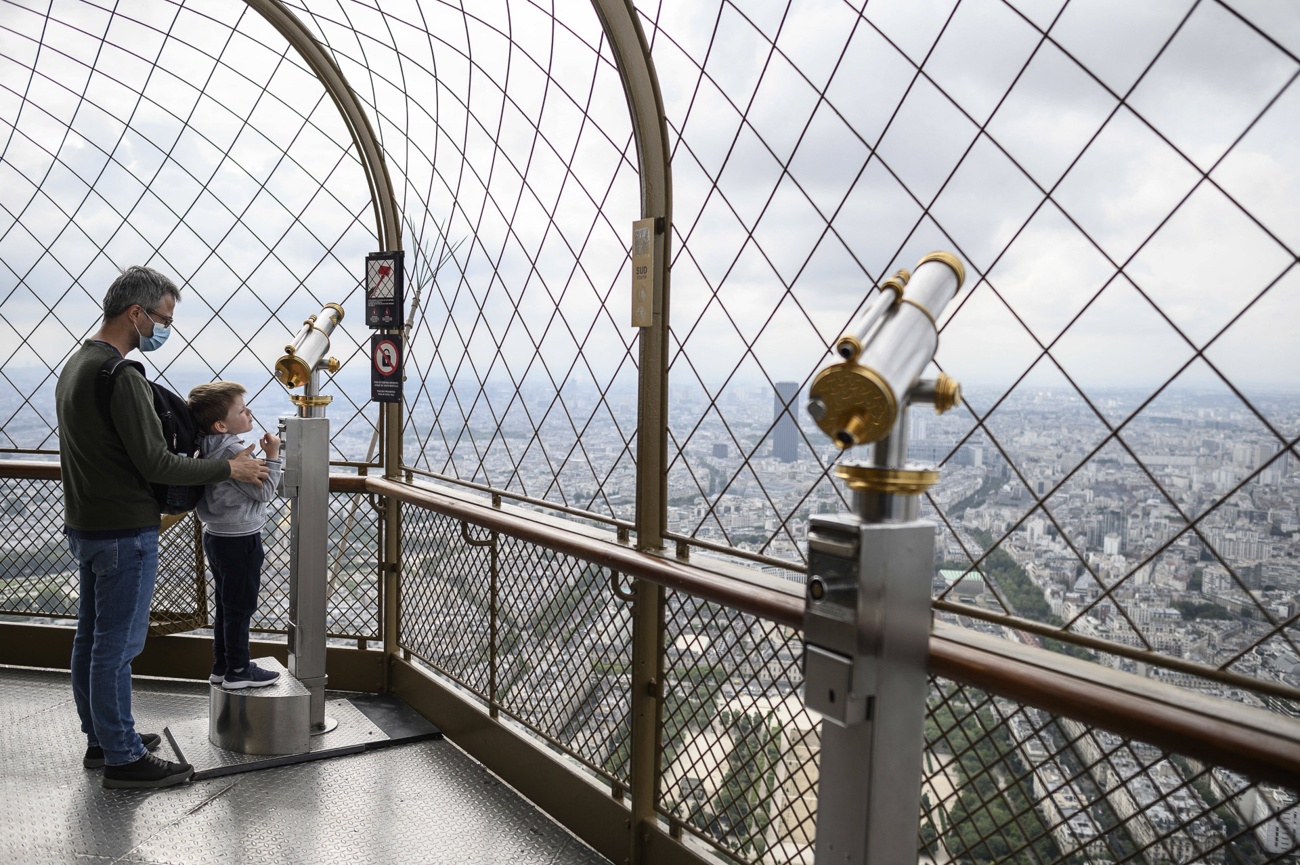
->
<box><xmin>164</xmin><ymin>657</ymin><xmax>441</xmax><ymax>781</ymax></box>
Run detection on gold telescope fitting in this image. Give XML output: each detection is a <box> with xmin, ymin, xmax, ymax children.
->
<box><xmin>933</xmin><ymin>372</ymin><xmax>961</xmax><ymax>414</ymax></box>
<box><xmin>290</xmin><ymin>394</ymin><xmax>334</xmax><ymax>407</ymax></box>
<box><xmin>809</xmin><ymin>363</ymin><xmax>898</xmax><ymax>448</ymax></box>
<box><xmin>834</xmin><ymin>334</ymin><xmax>864</xmax><ymax>362</ymax></box>
<box><xmin>835</xmin><ymin>464</ymin><xmax>940</xmax><ymax>495</ymax></box>
<box><xmin>881</xmin><ymin>268</ymin><xmax>910</xmax><ymax>296</ymax></box>
<box><xmin>916</xmin><ymin>251</ymin><xmax>965</xmax><ymax>286</ymax></box>
<box><xmin>275</xmin><ymin>355</ymin><xmax>313</xmax><ymax>390</ymax></box>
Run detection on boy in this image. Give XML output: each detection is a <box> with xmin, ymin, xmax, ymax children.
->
<box><xmin>188</xmin><ymin>381</ymin><xmax>283</xmax><ymax>689</ymax></box>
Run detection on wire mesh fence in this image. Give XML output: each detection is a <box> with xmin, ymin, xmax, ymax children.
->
<box><xmin>5</xmin><ymin>0</ymin><xmax>1296</xmax><ymax>698</ymax></box>
<box><xmin>659</xmin><ymin>591</ymin><xmax>817</xmax><ymax>865</ymax></box>
<box><xmin>0</xmin><ymin>476</ymin><xmax>378</xmax><ymax>642</ymax></box>
<box><xmin>0</xmin><ymin>0</ymin><xmax>380</xmax><ymax>464</ymax></box>
<box><xmin>924</xmin><ymin>676</ymin><xmax>1299</xmax><ymax>865</ymax></box>
<box><xmin>0</xmin><ymin>475</ymin><xmax>76</xmax><ymax>617</ymax></box>
<box><xmin>3</xmin><ymin>1</ymin><xmax>1299</xmax><ymax>863</ymax></box>
<box><xmin>398</xmin><ymin>502</ymin><xmax>635</xmax><ymax>787</ymax></box>
<box><xmin>392</xmin><ymin>525</ymin><xmax>1300</xmax><ymax>865</ymax></box>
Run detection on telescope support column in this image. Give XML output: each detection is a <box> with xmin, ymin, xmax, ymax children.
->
<box><xmin>283</xmin><ymin>413</ymin><xmax>332</xmax><ymax>732</ymax></box>
<box><xmin>804</xmin><ymin>487</ymin><xmax>934</xmax><ymax>864</ymax></box>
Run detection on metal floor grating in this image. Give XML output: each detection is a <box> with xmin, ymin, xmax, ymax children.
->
<box><xmin>0</xmin><ymin>665</ymin><xmax>610</xmax><ymax>864</ymax></box>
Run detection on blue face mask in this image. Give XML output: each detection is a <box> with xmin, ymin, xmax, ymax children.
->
<box><xmin>134</xmin><ymin>317</ymin><xmax>170</xmax><ymax>352</ymax></box>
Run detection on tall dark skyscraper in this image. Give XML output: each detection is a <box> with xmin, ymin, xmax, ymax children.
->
<box><xmin>772</xmin><ymin>382</ymin><xmax>800</xmax><ymax>463</ymax></box>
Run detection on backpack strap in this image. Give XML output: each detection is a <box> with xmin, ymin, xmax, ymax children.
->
<box><xmin>95</xmin><ymin>355</ymin><xmax>147</xmax><ymax>426</ymax></box>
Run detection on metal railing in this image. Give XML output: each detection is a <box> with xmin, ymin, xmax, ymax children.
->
<box><xmin>0</xmin><ymin>460</ymin><xmax>378</xmax><ymax>642</ymax></box>
<box><xmin>377</xmin><ymin>473</ymin><xmax>1300</xmax><ymax>865</ymax></box>
<box><xmin>2</xmin><ymin>464</ymin><xmax>1298</xmax><ymax>864</ymax></box>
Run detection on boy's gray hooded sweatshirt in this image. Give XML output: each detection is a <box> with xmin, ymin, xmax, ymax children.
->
<box><xmin>196</xmin><ymin>432</ymin><xmax>283</xmax><ymax>537</ymax></box>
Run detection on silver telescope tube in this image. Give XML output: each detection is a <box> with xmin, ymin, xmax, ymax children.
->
<box><xmin>854</xmin><ymin>253</ymin><xmax>962</xmax><ymax>408</ymax></box>
<box><xmin>835</xmin><ymin>270</ymin><xmax>908</xmax><ymax>361</ymax></box>
<box><xmin>274</xmin><ymin>303</ymin><xmax>345</xmax><ymax>391</ymax></box>
<box><xmin>809</xmin><ymin>252</ymin><xmax>965</xmax><ymax>448</ymax></box>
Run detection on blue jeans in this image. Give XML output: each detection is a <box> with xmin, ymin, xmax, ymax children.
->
<box><xmin>69</xmin><ymin>530</ymin><xmax>158</xmax><ymax>767</ymax></box>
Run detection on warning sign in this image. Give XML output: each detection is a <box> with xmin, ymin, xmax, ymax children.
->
<box><xmin>365</xmin><ymin>250</ymin><xmax>404</xmax><ymax>328</ymax></box>
<box><xmin>370</xmin><ymin>334</ymin><xmax>402</xmax><ymax>403</ymax></box>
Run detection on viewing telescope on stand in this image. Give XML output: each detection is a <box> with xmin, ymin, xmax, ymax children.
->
<box><xmin>275</xmin><ymin>302</ymin><xmax>345</xmax><ymax>735</ymax></box>
<box><xmin>803</xmin><ymin>253</ymin><xmax>965</xmax><ymax>865</ymax></box>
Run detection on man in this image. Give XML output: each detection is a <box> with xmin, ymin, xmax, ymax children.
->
<box><xmin>56</xmin><ymin>266</ymin><xmax>268</xmax><ymax>789</ymax></box>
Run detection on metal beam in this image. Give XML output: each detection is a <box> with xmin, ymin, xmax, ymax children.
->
<box><xmin>590</xmin><ymin>0</ymin><xmax>673</xmax><ymax>553</ymax></box>
<box><xmin>584</xmin><ymin>6</ymin><xmax>674</xmax><ymax>860</ymax></box>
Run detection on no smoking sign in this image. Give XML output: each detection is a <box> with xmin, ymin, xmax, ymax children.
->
<box><xmin>370</xmin><ymin>334</ymin><xmax>402</xmax><ymax>403</ymax></box>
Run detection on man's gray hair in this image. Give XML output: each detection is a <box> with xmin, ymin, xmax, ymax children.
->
<box><xmin>102</xmin><ymin>265</ymin><xmax>181</xmax><ymax>319</ymax></box>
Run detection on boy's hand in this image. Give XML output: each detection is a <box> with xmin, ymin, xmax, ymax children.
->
<box><xmin>261</xmin><ymin>432</ymin><xmax>281</xmax><ymax>460</ymax></box>
<box><xmin>229</xmin><ymin>444</ymin><xmax>269</xmax><ymax>484</ymax></box>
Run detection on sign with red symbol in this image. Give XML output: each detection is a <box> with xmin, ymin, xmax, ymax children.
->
<box><xmin>371</xmin><ymin>334</ymin><xmax>402</xmax><ymax>403</ymax></box>
<box><xmin>365</xmin><ymin>250</ymin><xmax>404</xmax><ymax>328</ymax></box>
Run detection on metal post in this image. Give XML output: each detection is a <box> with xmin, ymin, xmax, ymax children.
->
<box><xmin>283</xmin><ymin>410</ymin><xmax>331</xmax><ymax>731</ymax></box>
<box><xmin>628</xmin><ymin>578</ymin><xmax>665</xmax><ymax>865</ymax></box>
<box><xmin>275</xmin><ymin>303</ymin><xmax>346</xmax><ymax>735</ymax></box>
<box><xmin>589</xmin><ymin>3</ymin><xmax>673</xmax><ymax>862</ymax></box>
<box><xmin>804</xmin><ymin>498</ymin><xmax>933</xmax><ymax>864</ymax></box>
<box><xmin>382</xmin><ymin>401</ymin><xmax>402</xmax><ymax>684</ymax></box>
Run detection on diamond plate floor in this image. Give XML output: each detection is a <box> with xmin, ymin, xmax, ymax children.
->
<box><xmin>0</xmin><ymin>665</ymin><xmax>610</xmax><ymax>864</ymax></box>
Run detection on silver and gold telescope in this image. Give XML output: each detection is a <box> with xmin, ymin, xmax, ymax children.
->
<box><xmin>276</xmin><ymin>302</ymin><xmax>345</xmax><ymax>733</ymax></box>
<box><xmin>803</xmin><ymin>252</ymin><xmax>966</xmax><ymax>865</ymax></box>
<box><xmin>275</xmin><ymin>302</ymin><xmax>344</xmax><ymax>417</ymax></box>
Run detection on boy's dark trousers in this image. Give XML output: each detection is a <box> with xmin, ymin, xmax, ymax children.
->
<box><xmin>203</xmin><ymin>532</ymin><xmax>264</xmax><ymax>674</ymax></box>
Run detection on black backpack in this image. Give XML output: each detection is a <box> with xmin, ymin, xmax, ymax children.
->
<box><xmin>95</xmin><ymin>356</ymin><xmax>204</xmax><ymax>515</ymax></box>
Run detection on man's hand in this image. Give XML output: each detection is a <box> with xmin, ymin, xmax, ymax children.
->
<box><xmin>228</xmin><ymin>443</ymin><xmax>269</xmax><ymax>484</ymax></box>
<box><xmin>260</xmin><ymin>431</ymin><xmax>281</xmax><ymax>461</ymax></box>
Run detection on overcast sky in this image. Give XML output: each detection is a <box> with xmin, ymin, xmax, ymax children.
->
<box><xmin>1</xmin><ymin>0</ymin><xmax>1297</xmax><ymax>460</ymax></box>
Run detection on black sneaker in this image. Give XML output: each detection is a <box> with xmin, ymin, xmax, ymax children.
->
<box><xmin>83</xmin><ymin>732</ymin><xmax>163</xmax><ymax>769</ymax></box>
<box><xmin>208</xmin><ymin>663</ymin><xmax>225</xmax><ymax>685</ymax></box>
<box><xmin>222</xmin><ymin>662</ymin><xmax>280</xmax><ymax>690</ymax></box>
<box><xmin>102</xmin><ymin>752</ymin><xmax>193</xmax><ymax>789</ymax></box>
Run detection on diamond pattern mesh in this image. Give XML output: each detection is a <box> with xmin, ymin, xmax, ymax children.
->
<box><xmin>2</xmin><ymin>3</ymin><xmax>1298</xmax><ymax>864</ymax></box>
<box><xmin>398</xmin><ymin>503</ymin><xmax>634</xmax><ymax>785</ymax></box>
<box><xmin>150</xmin><ymin>513</ymin><xmax>207</xmax><ymax>635</ymax></box>
<box><xmin>0</xmin><ymin>1</ymin><xmax>379</xmax><ymax>463</ymax></box>
<box><xmin>0</xmin><ymin>475</ymin><xmax>77</xmax><ymax>617</ymax></box>
<box><xmin>0</xmin><ymin>479</ymin><xmax>377</xmax><ymax>641</ymax></box>
<box><xmin>5</xmin><ymin>0</ymin><xmax>1295</xmax><ymax>689</ymax></box>
<box><xmin>644</xmin><ymin>0</ymin><xmax>1300</xmax><ymax>696</ymax></box>
<box><xmin>242</xmin><ymin>490</ymin><xmax>378</xmax><ymax>640</ymax></box>
<box><xmin>924</xmin><ymin>677</ymin><xmax>1299</xmax><ymax>865</ymax></box>
<box><xmin>659</xmin><ymin>591</ymin><xmax>817</xmax><ymax>864</ymax></box>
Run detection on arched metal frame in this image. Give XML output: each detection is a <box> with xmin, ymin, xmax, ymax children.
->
<box><xmin>244</xmin><ymin>1</ymin><xmax>401</xmax><ymax>253</ymax></box>
<box><xmin>589</xmin><ymin>1</ymin><xmax>674</xmax><ymax>850</ymax></box>
<box><xmin>242</xmin><ymin>1</ymin><xmax>676</xmax><ymax>849</ymax></box>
